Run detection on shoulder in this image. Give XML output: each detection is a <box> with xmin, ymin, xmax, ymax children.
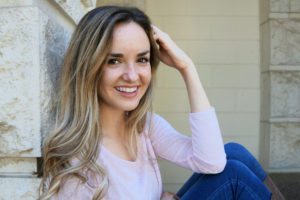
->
<box><xmin>145</xmin><ymin>112</ymin><xmax>170</xmax><ymax>128</ymax></box>
<box><xmin>144</xmin><ymin>112</ymin><xmax>174</xmax><ymax>136</ymax></box>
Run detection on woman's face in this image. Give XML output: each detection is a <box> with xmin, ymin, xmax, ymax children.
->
<box><xmin>99</xmin><ymin>21</ymin><xmax>152</xmax><ymax>112</ymax></box>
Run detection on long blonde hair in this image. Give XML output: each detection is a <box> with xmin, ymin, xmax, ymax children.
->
<box><xmin>40</xmin><ymin>6</ymin><xmax>159</xmax><ymax>200</ymax></box>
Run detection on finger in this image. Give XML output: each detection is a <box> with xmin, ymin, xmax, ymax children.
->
<box><xmin>151</xmin><ymin>28</ymin><xmax>158</xmax><ymax>40</ymax></box>
<box><xmin>151</xmin><ymin>25</ymin><xmax>172</xmax><ymax>51</ymax></box>
<box><xmin>152</xmin><ymin>25</ymin><xmax>166</xmax><ymax>36</ymax></box>
<box><xmin>151</xmin><ymin>26</ymin><xmax>161</xmax><ymax>46</ymax></box>
<box><xmin>152</xmin><ymin>30</ymin><xmax>158</xmax><ymax>39</ymax></box>
<box><xmin>152</xmin><ymin>26</ymin><xmax>165</xmax><ymax>42</ymax></box>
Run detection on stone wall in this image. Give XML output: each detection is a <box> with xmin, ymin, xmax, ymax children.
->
<box><xmin>260</xmin><ymin>0</ymin><xmax>300</xmax><ymax>172</ymax></box>
<box><xmin>0</xmin><ymin>0</ymin><xmax>95</xmax><ymax>199</ymax></box>
<box><xmin>0</xmin><ymin>0</ymin><xmax>146</xmax><ymax>198</ymax></box>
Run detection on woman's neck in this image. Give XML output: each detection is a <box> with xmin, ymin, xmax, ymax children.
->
<box><xmin>100</xmin><ymin>106</ymin><xmax>126</xmax><ymax>139</ymax></box>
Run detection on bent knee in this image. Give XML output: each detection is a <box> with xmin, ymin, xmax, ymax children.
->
<box><xmin>223</xmin><ymin>160</ymin><xmax>249</xmax><ymax>175</ymax></box>
<box><xmin>225</xmin><ymin>142</ymin><xmax>246</xmax><ymax>152</ymax></box>
<box><xmin>224</xmin><ymin>142</ymin><xmax>251</xmax><ymax>158</ymax></box>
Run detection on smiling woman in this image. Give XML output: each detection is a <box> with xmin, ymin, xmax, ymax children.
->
<box><xmin>39</xmin><ymin>5</ymin><xmax>275</xmax><ymax>200</ymax></box>
<box><xmin>99</xmin><ymin>22</ymin><xmax>152</xmax><ymax>114</ymax></box>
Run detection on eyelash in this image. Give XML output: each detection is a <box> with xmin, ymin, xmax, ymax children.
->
<box><xmin>107</xmin><ymin>58</ymin><xmax>120</xmax><ymax>65</ymax></box>
<box><xmin>107</xmin><ymin>57</ymin><xmax>150</xmax><ymax>65</ymax></box>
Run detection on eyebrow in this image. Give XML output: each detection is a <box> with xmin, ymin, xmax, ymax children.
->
<box><xmin>109</xmin><ymin>50</ymin><xmax>150</xmax><ymax>57</ymax></box>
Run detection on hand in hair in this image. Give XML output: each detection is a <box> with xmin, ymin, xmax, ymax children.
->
<box><xmin>152</xmin><ymin>25</ymin><xmax>193</xmax><ymax>72</ymax></box>
<box><xmin>152</xmin><ymin>25</ymin><xmax>211</xmax><ymax>112</ymax></box>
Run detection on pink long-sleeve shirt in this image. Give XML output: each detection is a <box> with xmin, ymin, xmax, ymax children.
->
<box><xmin>53</xmin><ymin>107</ymin><xmax>226</xmax><ymax>200</ymax></box>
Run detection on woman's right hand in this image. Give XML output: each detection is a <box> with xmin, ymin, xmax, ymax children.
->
<box><xmin>152</xmin><ymin>25</ymin><xmax>193</xmax><ymax>73</ymax></box>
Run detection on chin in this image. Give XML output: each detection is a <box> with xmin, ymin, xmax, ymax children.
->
<box><xmin>123</xmin><ymin>104</ymin><xmax>139</xmax><ymax>112</ymax></box>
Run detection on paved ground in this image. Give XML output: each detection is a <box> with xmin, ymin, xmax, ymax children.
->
<box><xmin>270</xmin><ymin>173</ymin><xmax>300</xmax><ymax>200</ymax></box>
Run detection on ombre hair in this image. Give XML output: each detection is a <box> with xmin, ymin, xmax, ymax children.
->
<box><xmin>40</xmin><ymin>6</ymin><xmax>159</xmax><ymax>200</ymax></box>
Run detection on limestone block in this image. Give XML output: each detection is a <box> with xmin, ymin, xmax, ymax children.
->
<box><xmin>270</xmin><ymin>122</ymin><xmax>300</xmax><ymax>169</ymax></box>
<box><xmin>0</xmin><ymin>7</ymin><xmax>40</xmax><ymax>156</ymax></box>
<box><xmin>39</xmin><ymin>11</ymin><xmax>71</xmax><ymax>138</ymax></box>
<box><xmin>270</xmin><ymin>0</ymin><xmax>289</xmax><ymax>12</ymax></box>
<box><xmin>0</xmin><ymin>0</ymin><xmax>33</xmax><ymax>7</ymax></box>
<box><xmin>0</xmin><ymin>177</ymin><xmax>40</xmax><ymax>200</ymax></box>
<box><xmin>271</xmin><ymin>19</ymin><xmax>300</xmax><ymax>65</ymax></box>
<box><xmin>271</xmin><ymin>72</ymin><xmax>300</xmax><ymax>118</ymax></box>
<box><xmin>0</xmin><ymin>158</ymin><xmax>36</xmax><ymax>173</ymax></box>
<box><xmin>53</xmin><ymin>0</ymin><xmax>95</xmax><ymax>23</ymax></box>
<box><xmin>290</xmin><ymin>0</ymin><xmax>300</xmax><ymax>12</ymax></box>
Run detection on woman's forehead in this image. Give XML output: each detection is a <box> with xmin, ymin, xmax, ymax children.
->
<box><xmin>110</xmin><ymin>22</ymin><xmax>150</xmax><ymax>53</ymax></box>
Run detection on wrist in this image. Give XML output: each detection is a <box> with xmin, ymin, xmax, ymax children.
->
<box><xmin>179</xmin><ymin>60</ymin><xmax>197</xmax><ymax>77</ymax></box>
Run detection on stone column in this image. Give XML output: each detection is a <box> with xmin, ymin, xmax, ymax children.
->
<box><xmin>260</xmin><ymin>0</ymin><xmax>300</xmax><ymax>172</ymax></box>
<box><xmin>0</xmin><ymin>1</ymin><xmax>95</xmax><ymax>199</ymax></box>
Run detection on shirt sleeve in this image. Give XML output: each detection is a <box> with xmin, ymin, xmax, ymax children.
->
<box><xmin>148</xmin><ymin>107</ymin><xmax>227</xmax><ymax>174</ymax></box>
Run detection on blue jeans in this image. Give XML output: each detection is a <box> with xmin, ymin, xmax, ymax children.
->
<box><xmin>176</xmin><ymin>142</ymin><xmax>272</xmax><ymax>200</ymax></box>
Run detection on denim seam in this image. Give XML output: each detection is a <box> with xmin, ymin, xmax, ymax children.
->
<box><xmin>207</xmin><ymin>179</ymin><xmax>263</xmax><ymax>200</ymax></box>
<box><xmin>235</xmin><ymin>180</ymin><xmax>264</xmax><ymax>200</ymax></box>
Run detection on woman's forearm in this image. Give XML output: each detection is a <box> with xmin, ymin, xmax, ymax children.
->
<box><xmin>179</xmin><ymin>61</ymin><xmax>211</xmax><ymax>113</ymax></box>
<box><xmin>151</xmin><ymin>25</ymin><xmax>212</xmax><ymax>112</ymax></box>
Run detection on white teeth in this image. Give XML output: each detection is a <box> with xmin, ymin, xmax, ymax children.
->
<box><xmin>116</xmin><ymin>87</ymin><xmax>137</xmax><ymax>93</ymax></box>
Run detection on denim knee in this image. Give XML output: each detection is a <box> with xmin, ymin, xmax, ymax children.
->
<box><xmin>225</xmin><ymin>142</ymin><xmax>247</xmax><ymax>153</ymax></box>
<box><xmin>222</xmin><ymin>159</ymin><xmax>248</xmax><ymax>177</ymax></box>
<box><xmin>221</xmin><ymin>160</ymin><xmax>271</xmax><ymax>200</ymax></box>
<box><xmin>178</xmin><ymin>160</ymin><xmax>271</xmax><ymax>200</ymax></box>
<box><xmin>225</xmin><ymin>142</ymin><xmax>268</xmax><ymax>181</ymax></box>
<box><xmin>225</xmin><ymin>142</ymin><xmax>250</xmax><ymax>159</ymax></box>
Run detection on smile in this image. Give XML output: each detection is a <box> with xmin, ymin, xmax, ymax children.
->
<box><xmin>115</xmin><ymin>86</ymin><xmax>138</xmax><ymax>93</ymax></box>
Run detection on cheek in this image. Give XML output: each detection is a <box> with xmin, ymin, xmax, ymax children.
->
<box><xmin>98</xmin><ymin>81</ymin><xmax>106</xmax><ymax>100</ymax></box>
<box><xmin>100</xmin><ymin>68</ymin><xmax>117</xmax><ymax>87</ymax></box>
<box><xmin>142</xmin><ymin>66</ymin><xmax>152</xmax><ymax>85</ymax></box>
<box><xmin>98</xmin><ymin>71</ymin><xmax>113</xmax><ymax>96</ymax></box>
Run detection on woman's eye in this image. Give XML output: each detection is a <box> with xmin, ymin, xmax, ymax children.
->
<box><xmin>138</xmin><ymin>57</ymin><xmax>149</xmax><ymax>63</ymax></box>
<box><xmin>107</xmin><ymin>58</ymin><xmax>120</xmax><ymax>65</ymax></box>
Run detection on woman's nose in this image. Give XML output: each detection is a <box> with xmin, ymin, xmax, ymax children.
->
<box><xmin>123</xmin><ymin>63</ymin><xmax>139</xmax><ymax>81</ymax></box>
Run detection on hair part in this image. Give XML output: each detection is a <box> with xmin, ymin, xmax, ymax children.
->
<box><xmin>40</xmin><ymin>5</ymin><xmax>159</xmax><ymax>200</ymax></box>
